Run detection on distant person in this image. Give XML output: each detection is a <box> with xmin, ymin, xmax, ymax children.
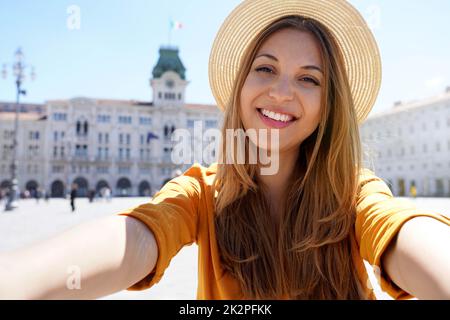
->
<box><xmin>43</xmin><ymin>190</ymin><xmax>50</xmax><ymax>202</ymax></box>
<box><xmin>70</xmin><ymin>184</ymin><xmax>78</xmax><ymax>212</ymax></box>
<box><xmin>35</xmin><ymin>188</ymin><xmax>42</xmax><ymax>204</ymax></box>
<box><xmin>88</xmin><ymin>189</ymin><xmax>95</xmax><ymax>203</ymax></box>
<box><xmin>410</xmin><ymin>185</ymin><xmax>417</xmax><ymax>199</ymax></box>
<box><xmin>104</xmin><ymin>187</ymin><xmax>112</xmax><ymax>202</ymax></box>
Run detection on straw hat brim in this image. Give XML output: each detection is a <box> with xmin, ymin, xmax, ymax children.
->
<box><xmin>208</xmin><ymin>0</ymin><xmax>382</xmax><ymax>124</ymax></box>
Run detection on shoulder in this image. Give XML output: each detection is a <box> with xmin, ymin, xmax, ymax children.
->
<box><xmin>357</xmin><ymin>167</ymin><xmax>393</xmax><ymax>197</ymax></box>
<box><xmin>182</xmin><ymin>162</ymin><xmax>218</xmax><ymax>179</ymax></box>
<box><xmin>358</xmin><ymin>167</ymin><xmax>384</xmax><ymax>185</ymax></box>
<box><xmin>160</xmin><ymin>162</ymin><xmax>218</xmax><ymax>196</ymax></box>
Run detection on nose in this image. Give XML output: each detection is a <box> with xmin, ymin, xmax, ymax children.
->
<box><xmin>268</xmin><ymin>75</ymin><xmax>294</xmax><ymax>102</ymax></box>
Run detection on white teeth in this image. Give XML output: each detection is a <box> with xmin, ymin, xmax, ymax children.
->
<box><xmin>260</xmin><ymin>108</ymin><xmax>293</xmax><ymax>122</ymax></box>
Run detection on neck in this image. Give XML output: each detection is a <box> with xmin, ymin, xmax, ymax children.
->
<box><xmin>257</xmin><ymin>148</ymin><xmax>299</xmax><ymax>207</ymax></box>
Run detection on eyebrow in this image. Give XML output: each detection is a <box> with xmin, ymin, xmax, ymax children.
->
<box><xmin>255</xmin><ymin>53</ymin><xmax>323</xmax><ymax>74</ymax></box>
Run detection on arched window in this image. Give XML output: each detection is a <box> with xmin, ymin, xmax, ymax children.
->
<box><xmin>164</xmin><ymin>125</ymin><xmax>169</xmax><ymax>138</ymax></box>
<box><xmin>84</xmin><ymin>121</ymin><xmax>89</xmax><ymax>135</ymax></box>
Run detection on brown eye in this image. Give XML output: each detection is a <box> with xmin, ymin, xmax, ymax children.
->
<box><xmin>255</xmin><ymin>66</ymin><xmax>274</xmax><ymax>74</ymax></box>
<box><xmin>300</xmin><ymin>77</ymin><xmax>320</xmax><ymax>86</ymax></box>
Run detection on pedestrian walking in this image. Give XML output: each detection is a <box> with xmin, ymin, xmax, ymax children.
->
<box><xmin>70</xmin><ymin>184</ymin><xmax>78</xmax><ymax>212</ymax></box>
<box><xmin>410</xmin><ymin>184</ymin><xmax>417</xmax><ymax>199</ymax></box>
<box><xmin>44</xmin><ymin>190</ymin><xmax>50</xmax><ymax>202</ymax></box>
<box><xmin>104</xmin><ymin>187</ymin><xmax>111</xmax><ymax>202</ymax></box>
<box><xmin>88</xmin><ymin>189</ymin><xmax>95</xmax><ymax>203</ymax></box>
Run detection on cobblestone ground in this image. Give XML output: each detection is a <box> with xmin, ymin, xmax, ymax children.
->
<box><xmin>0</xmin><ymin>196</ymin><xmax>449</xmax><ymax>300</ymax></box>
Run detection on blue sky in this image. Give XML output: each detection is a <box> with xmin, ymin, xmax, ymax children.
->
<box><xmin>1</xmin><ymin>0</ymin><xmax>450</xmax><ymax>116</ymax></box>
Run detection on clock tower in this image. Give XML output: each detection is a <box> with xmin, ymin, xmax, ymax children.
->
<box><xmin>150</xmin><ymin>46</ymin><xmax>189</xmax><ymax>108</ymax></box>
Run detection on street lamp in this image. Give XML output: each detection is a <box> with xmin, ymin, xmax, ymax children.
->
<box><xmin>2</xmin><ymin>48</ymin><xmax>36</xmax><ymax>211</ymax></box>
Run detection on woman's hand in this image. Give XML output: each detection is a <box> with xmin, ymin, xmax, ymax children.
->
<box><xmin>382</xmin><ymin>216</ymin><xmax>450</xmax><ymax>299</ymax></box>
<box><xmin>0</xmin><ymin>215</ymin><xmax>158</xmax><ymax>299</ymax></box>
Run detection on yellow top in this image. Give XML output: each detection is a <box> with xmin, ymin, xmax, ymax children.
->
<box><xmin>116</xmin><ymin>162</ymin><xmax>450</xmax><ymax>300</ymax></box>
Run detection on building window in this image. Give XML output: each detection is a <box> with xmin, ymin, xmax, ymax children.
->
<box><xmin>205</xmin><ymin>120</ymin><xmax>218</xmax><ymax>128</ymax></box>
<box><xmin>119</xmin><ymin>133</ymin><xmax>123</xmax><ymax>144</ymax></box>
<box><xmin>29</xmin><ymin>131</ymin><xmax>39</xmax><ymax>140</ymax></box>
<box><xmin>118</xmin><ymin>116</ymin><xmax>132</xmax><ymax>124</ymax></box>
<box><xmin>140</xmin><ymin>149</ymin><xmax>144</xmax><ymax>160</ymax></box>
<box><xmin>97</xmin><ymin>115</ymin><xmax>111</xmax><ymax>123</ymax></box>
<box><xmin>140</xmin><ymin>134</ymin><xmax>144</xmax><ymax>145</ymax></box>
<box><xmin>98</xmin><ymin>133</ymin><xmax>103</xmax><ymax>144</ymax></box>
<box><xmin>119</xmin><ymin>148</ymin><xmax>123</xmax><ymax>160</ymax></box>
<box><xmin>105</xmin><ymin>147</ymin><xmax>109</xmax><ymax>159</ymax></box>
<box><xmin>126</xmin><ymin>148</ymin><xmax>130</xmax><ymax>160</ymax></box>
<box><xmin>53</xmin><ymin>131</ymin><xmax>58</xmax><ymax>142</ymax></box>
<box><xmin>139</xmin><ymin>117</ymin><xmax>152</xmax><ymax>125</ymax></box>
<box><xmin>96</xmin><ymin>166</ymin><xmax>109</xmax><ymax>174</ymax></box>
<box><xmin>105</xmin><ymin>133</ymin><xmax>109</xmax><ymax>144</ymax></box>
<box><xmin>164</xmin><ymin>93</ymin><xmax>176</xmax><ymax>100</ymax></box>
<box><xmin>187</xmin><ymin>120</ymin><xmax>195</xmax><ymax>128</ymax></box>
<box><xmin>84</xmin><ymin>121</ymin><xmax>89</xmax><ymax>135</ymax></box>
<box><xmin>118</xmin><ymin>166</ymin><xmax>131</xmax><ymax>174</ymax></box>
<box><xmin>178</xmin><ymin>93</ymin><xmax>182</xmax><ymax>100</ymax></box>
<box><xmin>164</xmin><ymin>125</ymin><xmax>169</xmax><ymax>138</ymax></box>
<box><xmin>53</xmin><ymin>113</ymin><xmax>67</xmax><ymax>121</ymax></box>
<box><xmin>158</xmin><ymin>92</ymin><xmax>162</xmax><ymax>99</ymax></box>
<box><xmin>3</xmin><ymin>130</ymin><xmax>12</xmax><ymax>139</ymax></box>
<box><xmin>126</xmin><ymin>134</ymin><xmax>131</xmax><ymax>145</ymax></box>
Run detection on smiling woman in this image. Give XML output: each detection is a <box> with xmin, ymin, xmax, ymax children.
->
<box><xmin>213</xmin><ymin>14</ymin><xmax>366</xmax><ymax>299</ymax></box>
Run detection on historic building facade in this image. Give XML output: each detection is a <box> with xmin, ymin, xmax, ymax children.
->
<box><xmin>0</xmin><ymin>46</ymin><xmax>223</xmax><ymax>197</ymax></box>
<box><xmin>360</xmin><ymin>88</ymin><xmax>450</xmax><ymax>197</ymax></box>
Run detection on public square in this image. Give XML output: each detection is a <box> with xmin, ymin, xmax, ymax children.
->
<box><xmin>0</xmin><ymin>196</ymin><xmax>449</xmax><ymax>300</ymax></box>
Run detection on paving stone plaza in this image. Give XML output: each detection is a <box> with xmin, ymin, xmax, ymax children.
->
<box><xmin>1</xmin><ymin>196</ymin><xmax>449</xmax><ymax>300</ymax></box>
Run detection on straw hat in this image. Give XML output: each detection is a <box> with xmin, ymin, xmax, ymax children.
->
<box><xmin>208</xmin><ymin>0</ymin><xmax>382</xmax><ymax>123</ymax></box>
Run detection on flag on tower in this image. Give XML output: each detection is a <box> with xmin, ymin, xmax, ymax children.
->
<box><xmin>170</xmin><ymin>20</ymin><xmax>183</xmax><ymax>30</ymax></box>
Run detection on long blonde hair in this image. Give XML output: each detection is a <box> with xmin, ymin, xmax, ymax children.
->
<box><xmin>213</xmin><ymin>16</ymin><xmax>364</xmax><ymax>299</ymax></box>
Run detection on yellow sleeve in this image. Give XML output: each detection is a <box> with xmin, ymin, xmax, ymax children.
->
<box><xmin>355</xmin><ymin>168</ymin><xmax>450</xmax><ymax>300</ymax></box>
<box><xmin>115</xmin><ymin>164</ymin><xmax>203</xmax><ymax>291</ymax></box>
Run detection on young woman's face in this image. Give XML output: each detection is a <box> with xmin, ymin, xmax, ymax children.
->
<box><xmin>240</xmin><ymin>28</ymin><xmax>323</xmax><ymax>153</ymax></box>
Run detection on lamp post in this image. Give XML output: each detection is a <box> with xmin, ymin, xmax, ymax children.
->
<box><xmin>2</xmin><ymin>48</ymin><xmax>36</xmax><ymax>211</ymax></box>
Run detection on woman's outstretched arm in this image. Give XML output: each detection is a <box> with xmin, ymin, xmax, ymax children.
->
<box><xmin>0</xmin><ymin>215</ymin><xmax>158</xmax><ymax>299</ymax></box>
<box><xmin>382</xmin><ymin>217</ymin><xmax>450</xmax><ymax>299</ymax></box>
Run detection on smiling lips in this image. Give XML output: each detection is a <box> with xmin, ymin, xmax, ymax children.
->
<box><xmin>257</xmin><ymin>108</ymin><xmax>298</xmax><ymax>129</ymax></box>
